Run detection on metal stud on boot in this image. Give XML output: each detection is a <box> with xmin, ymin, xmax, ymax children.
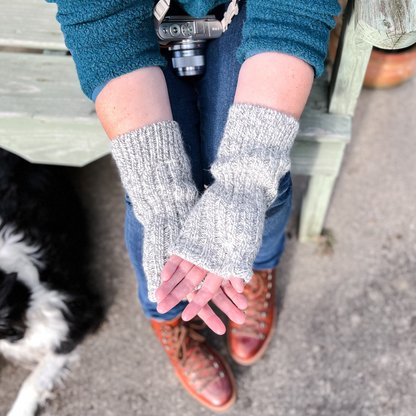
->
<box><xmin>227</xmin><ymin>269</ymin><xmax>277</xmax><ymax>365</ymax></box>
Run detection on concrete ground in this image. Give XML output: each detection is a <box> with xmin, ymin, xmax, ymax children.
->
<box><xmin>1</xmin><ymin>76</ymin><xmax>416</xmax><ymax>416</ymax></box>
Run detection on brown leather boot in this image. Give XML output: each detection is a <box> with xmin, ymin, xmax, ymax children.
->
<box><xmin>150</xmin><ymin>316</ymin><xmax>236</xmax><ymax>411</ymax></box>
<box><xmin>228</xmin><ymin>268</ymin><xmax>277</xmax><ymax>365</ymax></box>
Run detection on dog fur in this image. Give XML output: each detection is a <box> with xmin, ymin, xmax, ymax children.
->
<box><xmin>0</xmin><ymin>149</ymin><xmax>104</xmax><ymax>416</ymax></box>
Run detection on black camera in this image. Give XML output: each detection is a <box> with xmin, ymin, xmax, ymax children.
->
<box><xmin>155</xmin><ymin>15</ymin><xmax>223</xmax><ymax>76</ymax></box>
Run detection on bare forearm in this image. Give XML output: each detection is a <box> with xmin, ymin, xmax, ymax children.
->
<box><xmin>234</xmin><ymin>52</ymin><xmax>314</xmax><ymax>120</ymax></box>
<box><xmin>95</xmin><ymin>66</ymin><xmax>172</xmax><ymax>140</ymax></box>
<box><xmin>95</xmin><ymin>53</ymin><xmax>312</xmax><ymax>140</ymax></box>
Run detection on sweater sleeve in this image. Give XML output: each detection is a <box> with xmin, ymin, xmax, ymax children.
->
<box><xmin>237</xmin><ymin>0</ymin><xmax>342</xmax><ymax>78</ymax></box>
<box><xmin>46</xmin><ymin>0</ymin><xmax>166</xmax><ymax>100</ymax></box>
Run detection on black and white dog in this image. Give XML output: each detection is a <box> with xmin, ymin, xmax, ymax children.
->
<box><xmin>0</xmin><ymin>149</ymin><xmax>104</xmax><ymax>416</ymax></box>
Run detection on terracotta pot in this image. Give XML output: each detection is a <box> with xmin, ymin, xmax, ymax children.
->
<box><xmin>364</xmin><ymin>46</ymin><xmax>416</xmax><ymax>88</ymax></box>
<box><xmin>329</xmin><ymin>29</ymin><xmax>416</xmax><ymax>88</ymax></box>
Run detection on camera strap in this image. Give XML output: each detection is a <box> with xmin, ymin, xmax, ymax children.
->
<box><xmin>153</xmin><ymin>0</ymin><xmax>239</xmax><ymax>32</ymax></box>
<box><xmin>153</xmin><ymin>0</ymin><xmax>170</xmax><ymax>26</ymax></box>
<box><xmin>221</xmin><ymin>0</ymin><xmax>239</xmax><ymax>32</ymax></box>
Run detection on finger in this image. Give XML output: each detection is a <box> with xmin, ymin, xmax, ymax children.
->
<box><xmin>181</xmin><ymin>273</ymin><xmax>223</xmax><ymax>322</ymax></box>
<box><xmin>230</xmin><ymin>276</ymin><xmax>245</xmax><ymax>293</ymax></box>
<box><xmin>221</xmin><ymin>280</ymin><xmax>248</xmax><ymax>310</ymax></box>
<box><xmin>155</xmin><ymin>258</ymin><xmax>194</xmax><ymax>302</ymax></box>
<box><xmin>161</xmin><ymin>255</ymin><xmax>184</xmax><ymax>282</ymax></box>
<box><xmin>157</xmin><ymin>265</ymin><xmax>207</xmax><ymax>314</ymax></box>
<box><xmin>212</xmin><ymin>288</ymin><xmax>245</xmax><ymax>325</ymax></box>
<box><xmin>187</xmin><ymin>292</ymin><xmax>226</xmax><ymax>335</ymax></box>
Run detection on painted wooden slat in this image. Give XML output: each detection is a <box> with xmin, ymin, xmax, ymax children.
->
<box><xmin>300</xmin><ymin>73</ymin><xmax>351</xmax><ymax>142</ymax></box>
<box><xmin>356</xmin><ymin>0</ymin><xmax>416</xmax><ymax>50</ymax></box>
<box><xmin>290</xmin><ymin>141</ymin><xmax>347</xmax><ymax>177</ymax></box>
<box><xmin>0</xmin><ymin>52</ymin><xmax>108</xmax><ymax>166</ymax></box>
<box><xmin>298</xmin><ymin>112</ymin><xmax>351</xmax><ymax>143</ymax></box>
<box><xmin>298</xmin><ymin>59</ymin><xmax>351</xmax><ymax>240</ymax></box>
<box><xmin>0</xmin><ymin>0</ymin><xmax>66</xmax><ymax>50</ymax></box>
<box><xmin>298</xmin><ymin>175</ymin><xmax>337</xmax><ymax>243</ymax></box>
<box><xmin>0</xmin><ymin>118</ymin><xmax>109</xmax><ymax>167</ymax></box>
<box><xmin>329</xmin><ymin>0</ymin><xmax>373</xmax><ymax>116</ymax></box>
<box><xmin>0</xmin><ymin>53</ymin><xmax>95</xmax><ymax>119</ymax></box>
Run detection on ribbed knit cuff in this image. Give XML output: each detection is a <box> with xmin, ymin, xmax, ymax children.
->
<box><xmin>111</xmin><ymin>121</ymin><xmax>199</xmax><ymax>302</ymax></box>
<box><xmin>212</xmin><ymin>104</ymin><xmax>299</xmax><ymax>206</ymax></box>
<box><xmin>171</xmin><ymin>104</ymin><xmax>299</xmax><ymax>282</ymax></box>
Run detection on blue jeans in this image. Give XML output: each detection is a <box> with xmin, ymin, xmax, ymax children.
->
<box><xmin>124</xmin><ymin>1</ymin><xmax>292</xmax><ymax>321</ymax></box>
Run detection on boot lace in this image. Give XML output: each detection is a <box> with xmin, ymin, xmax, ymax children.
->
<box><xmin>232</xmin><ymin>270</ymin><xmax>272</xmax><ymax>339</ymax></box>
<box><xmin>160</xmin><ymin>319</ymin><xmax>223</xmax><ymax>393</ymax></box>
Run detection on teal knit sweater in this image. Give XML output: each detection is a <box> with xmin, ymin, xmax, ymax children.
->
<box><xmin>46</xmin><ymin>0</ymin><xmax>341</xmax><ymax>100</ymax></box>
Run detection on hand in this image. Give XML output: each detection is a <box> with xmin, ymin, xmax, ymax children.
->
<box><xmin>155</xmin><ymin>255</ymin><xmax>247</xmax><ymax>335</ymax></box>
<box><xmin>184</xmin><ymin>282</ymin><xmax>245</xmax><ymax>335</ymax></box>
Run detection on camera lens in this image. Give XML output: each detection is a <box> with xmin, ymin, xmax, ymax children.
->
<box><xmin>168</xmin><ymin>40</ymin><xmax>207</xmax><ymax>77</ymax></box>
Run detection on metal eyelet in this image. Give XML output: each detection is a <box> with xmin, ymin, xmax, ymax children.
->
<box><xmin>162</xmin><ymin>338</ymin><xmax>167</xmax><ymax>343</ymax></box>
<box><xmin>260</xmin><ymin>322</ymin><xmax>267</xmax><ymax>328</ymax></box>
<box><xmin>266</xmin><ymin>292</ymin><xmax>271</xmax><ymax>299</ymax></box>
<box><xmin>189</xmin><ymin>379</ymin><xmax>195</xmax><ymax>384</ymax></box>
<box><xmin>165</xmin><ymin>345</ymin><xmax>170</xmax><ymax>351</ymax></box>
<box><xmin>213</xmin><ymin>362</ymin><xmax>219</xmax><ymax>369</ymax></box>
<box><xmin>231</xmin><ymin>328</ymin><xmax>237</xmax><ymax>334</ymax></box>
<box><xmin>263</xmin><ymin>301</ymin><xmax>268</xmax><ymax>308</ymax></box>
<box><xmin>219</xmin><ymin>371</ymin><xmax>225</xmax><ymax>378</ymax></box>
<box><xmin>258</xmin><ymin>333</ymin><xmax>266</xmax><ymax>340</ymax></box>
<box><xmin>208</xmin><ymin>354</ymin><xmax>214</xmax><ymax>360</ymax></box>
<box><xmin>261</xmin><ymin>312</ymin><xmax>267</xmax><ymax>318</ymax></box>
<box><xmin>267</xmin><ymin>273</ymin><xmax>273</xmax><ymax>281</ymax></box>
<box><xmin>184</xmin><ymin>371</ymin><xmax>190</xmax><ymax>376</ymax></box>
<box><xmin>267</xmin><ymin>282</ymin><xmax>273</xmax><ymax>289</ymax></box>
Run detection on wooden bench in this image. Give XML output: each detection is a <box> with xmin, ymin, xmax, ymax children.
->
<box><xmin>0</xmin><ymin>0</ymin><xmax>108</xmax><ymax>166</ymax></box>
<box><xmin>299</xmin><ymin>0</ymin><xmax>416</xmax><ymax>241</ymax></box>
<box><xmin>1</xmin><ymin>0</ymin><xmax>414</xmax><ymax>241</ymax></box>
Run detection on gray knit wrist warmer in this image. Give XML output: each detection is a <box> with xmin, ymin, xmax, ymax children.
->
<box><xmin>111</xmin><ymin>121</ymin><xmax>199</xmax><ymax>302</ymax></box>
<box><xmin>171</xmin><ymin>104</ymin><xmax>299</xmax><ymax>283</ymax></box>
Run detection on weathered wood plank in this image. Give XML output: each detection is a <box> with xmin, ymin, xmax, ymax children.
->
<box><xmin>299</xmin><ymin>64</ymin><xmax>351</xmax><ymax>240</ymax></box>
<box><xmin>356</xmin><ymin>0</ymin><xmax>416</xmax><ymax>50</ymax></box>
<box><xmin>290</xmin><ymin>141</ymin><xmax>347</xmax><ymax>177</ymax></box>
<box><xmin>0</xmin><ymin>117</ymin><xmax>109</xmax><ymax>167</ymax></box>
<box><xmin>0</xmin><ymin>0</ymin><xmax>66</xmax><ymax>50</ymax></box>
<box><xmin>0</xmin><ymin>52</ymin><xmax>108</xmax><ymax>166</ymax></box>
<box><xmin>299</xmin><ymin>72</ymin><xmax>351</xmax><ymax>142</ymax></box>
<box><xmin>329</xmin><ymin>0</ymin><xmax>373</xmax><ymax>116</ymax></box>
<box><xmin>0</xmin><ymin>52</ymin><xmax>96</xmax><ymax>120</ymax></box>
<box><xmin>298</xmin><ymin>113</ymin><xmax>351</xmax><ymax>143</ymax></box>
<box><xmin>298</xmin><ymin>175</ymin><xmax>338</xmax><ymax>243</ymax></box>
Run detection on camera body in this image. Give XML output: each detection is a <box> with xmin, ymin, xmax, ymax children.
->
<box><xmin>156</xmin><ymin>15</ymin><xmax>223</xmax><ymax>76</ymax></box>
<box><xmin>157</xmin><ymin>15</ymin><xmax>223</xmax><ymax>45</ymax></box>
